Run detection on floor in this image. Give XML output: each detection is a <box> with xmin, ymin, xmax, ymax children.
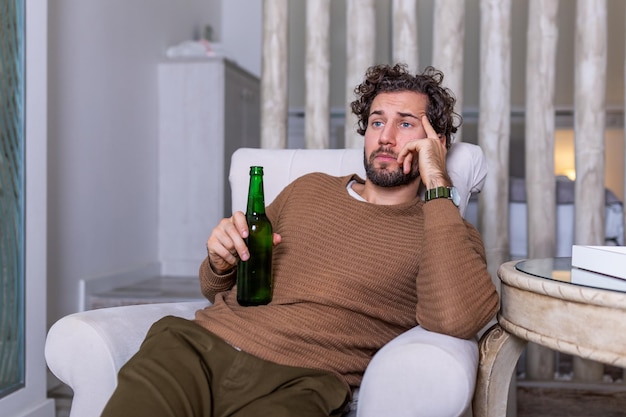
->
<box><xmin>87</xmin><ymin>275</ymin><xmax>204</xmax><ymax>309</ymax></box>
<box><xmin>517</xmin><ymin>382</ymin><xmax>626</xmax><ymax>417</ymax></box>
<box><xmin>514</xmin><ymin>354</ymin><xmax>626</xmax><ymax>416</ymax></box>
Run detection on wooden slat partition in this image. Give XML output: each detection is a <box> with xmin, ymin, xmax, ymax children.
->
<box><xmin>524</xmin><ymin>0</ymin><xmax>559</xmax><ymax>382</ymax></box>
<box><xmin>477</xmin><ymin>0</ymin><xmax>512</xmax><ymax>287</ymax></box>
<box><xmin>573</xmin><ymin>0</ymin><xmax>607</xmax><ymax>382</ymax></box>
<box><xmin>391</xmin><ymin>0</ymin><xmax>419</xmax><ymax>73</ymax></box>
<box><xmin>305</xmin><ymin>0</ymin><xmax>331</xmax><ymax>149</ymax></box>
<box><xmin>344</xmin><ymin>0</ymin><xmax>375</xmax><ymax>149</ymax></box>
<box><xmin>260</xmin><ymin>0</ymin><xmax>288</xmax><ymax>149</ymax></box>
<box><xmin>432</xmin><ymin>0</ymin><xmax>466</xmax><ymax>142</ymax></box>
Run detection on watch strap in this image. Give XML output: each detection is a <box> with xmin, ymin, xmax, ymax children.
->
<box><xmin>425</xmin><ymin>186</ymin><xmax>451</xmax><ymax>201</ymax></box>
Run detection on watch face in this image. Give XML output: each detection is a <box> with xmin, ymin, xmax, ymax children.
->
<box><xmin>450</xmin><ymin>187</ymin><xmax>461</xmax><ymax>207</ymax></box>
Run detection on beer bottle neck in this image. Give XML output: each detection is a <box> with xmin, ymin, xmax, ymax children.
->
<box><xmin>246</xmin><ymin>167</ymin><xmax>266</xmax><ymax>215</ymax></box>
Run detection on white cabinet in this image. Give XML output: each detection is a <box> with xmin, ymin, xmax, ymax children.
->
<box><xmin>158</xmin><ymin>57</ymin><xmax>260</xmax><ymax>276</ymax></box>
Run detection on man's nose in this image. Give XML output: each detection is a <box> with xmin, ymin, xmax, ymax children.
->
<box><xmin>379</xmin><ymin>124</ymin><xmax>396</xmax><ymax>145</ymax></box>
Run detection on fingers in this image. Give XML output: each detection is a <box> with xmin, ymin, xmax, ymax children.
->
<box><xmin>226</xmin><ymin>212</ymin><xmax>250</xmax><ymax>261</ymax></box>
<box><xmin>206</xmin><ymin>212</ymin><xmax>250</xmax><ymax>274</ymax></box>
<box><xmin>231</xmin><ymin>211</ymin><xmax>249</xmax><ymax>238</ymax></box>
<box><xmin>421</xmin><ymin>114</ymin><xmax>439</xmax><ymax>141</ymax></box>
<box><xmin>397</xmin><ymin>115</ymin><xmax>440</xmax><ymax>163</ymax></box>
<box><xmin>273</xmin><ymin>232</ymin><xmax>282</xmax><ymax>246</ymax></box>
<box><xmin>402</xmin><ymin>151</ymin><xmax>414</xmax><ymax>174</ymax></box>
<box><xmin>395</xmin><ymin>115</ymin><xmax>450</xmax><ymax>182</ymax></box>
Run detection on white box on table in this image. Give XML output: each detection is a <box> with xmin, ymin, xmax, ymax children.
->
<box><xmin>571</xmin><ymin>245</ymin><xmax>626</xmax><ymax>280</ymax></box>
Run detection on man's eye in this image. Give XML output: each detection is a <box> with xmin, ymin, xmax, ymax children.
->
<box><xmin>372</xmin><ymin>121</ymin><xmax>383</xmax><ymax>127</ymax></box>
<box><xmin>400</xmin><ymin>122</ymin><xmax>412</xmax><ymax>128</ymax></box>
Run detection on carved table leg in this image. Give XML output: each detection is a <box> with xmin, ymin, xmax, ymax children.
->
<box><xmin>473</xmin><ymin>324</ymin><xmax>527</xmax><ymax>417</ymax></box>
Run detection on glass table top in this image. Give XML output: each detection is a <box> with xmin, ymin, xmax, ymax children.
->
<box><xmin>515</xmin><ymin>257</ymin><xmax>626</xmax><ymax>294</ymax></box>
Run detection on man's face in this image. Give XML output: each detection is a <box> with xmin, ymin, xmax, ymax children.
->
<box><xmin>363</xmin><ymin>91</ymin><xmax>428</xmax><ymax>187</ymax></box>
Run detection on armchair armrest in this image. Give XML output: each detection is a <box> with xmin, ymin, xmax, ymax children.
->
<box><xmin>356</xmin><ymin>326</ymin><xmax>477</xmax><ymax>417</ymax></box>
<box><xmin>45</xmin><ymin>301</ymin><xmax>209</xmax><ymax>417</ymax></box>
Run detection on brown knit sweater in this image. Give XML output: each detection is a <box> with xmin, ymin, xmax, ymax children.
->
<box><xmin>194</xmin><ymin>173</ymin><xmax>498</xmax><ymax>388</ymax></box>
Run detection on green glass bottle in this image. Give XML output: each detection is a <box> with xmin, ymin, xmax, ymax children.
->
<box><xmin>237</xmin><ymin>166</ymin><xmax>273</xmax><ymax>306</ymax></box>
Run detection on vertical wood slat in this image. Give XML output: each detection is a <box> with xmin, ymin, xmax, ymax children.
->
<box><xmin>477</xmin><ymin>0</ymin><xmax>512</xmax><ymax>288</ymax></box>
<box><xmin>344</xmin><ymin>0</ymin><xmax>375</xmax><ymax>149</ymax></box>
<box><xmin>305</xmin><ymin>0</ymin><xmax>331</xmax><ymax>149</ymax></box>
<box><xmin>524</xmin><ymin>0</ymin><xmax>560</xmax><ymax>381</ymax></box>
<box><xmin>432</xmin><ymin>0</ymin><xmax>466</xmax><ymax>142</ymax></box>
<box><xmin>478</xmin><ymin>4</ymin><xmax>513</xmax><ymax>411</ymax></box>
<box><xmin>573</xmin><ymin>0</ymin><xmax>607</xmax><ymax>382</ymax></box>
<box><xmin>391</xmin><ymin>0</ymin><xmax>419</xmax><ymax>72</ymax></box>
<box><xmin>261</xmin><ymin>0</ymin><xmax>288</xmax><ymax>149</ymax></box>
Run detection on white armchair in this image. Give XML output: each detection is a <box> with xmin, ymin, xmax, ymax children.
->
<box><xmin>46</xmin><ymin>142</ymin><xmax>492</xmax><ymax>417</ymax></box>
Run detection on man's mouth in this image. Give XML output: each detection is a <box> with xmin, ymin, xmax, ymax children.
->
<box><xmin>372</xmin><ymin>149</ymin><xmax>398</xmax><ymax>162</ymax></box>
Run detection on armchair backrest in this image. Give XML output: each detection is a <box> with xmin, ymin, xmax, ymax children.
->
<box><xmin>229</xmin><ymin>142</ymin><xmax>487</xmax><ymax>218</ymax></box>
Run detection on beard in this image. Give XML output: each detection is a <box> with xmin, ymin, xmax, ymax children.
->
<box><xmin>364</xmin><ymin>147</ymin><xmax>420</xmax><ymax>187</ymax></box>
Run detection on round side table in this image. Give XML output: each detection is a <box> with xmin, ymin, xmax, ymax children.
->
<box><xmin>473</xmin><ymin>258</ymin><xmax>626</xmax><ymax>417</ymax></box>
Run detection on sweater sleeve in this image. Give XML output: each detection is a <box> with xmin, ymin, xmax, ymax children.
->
<box><xmin>198</xmin><ymin>257</ymin><xmax>236</xmax><ymax>303</ymax></box>
<box><xmin>415</xmin><ymin>199</ymin><xmax>499</xmax><ymax>339</ymax></box>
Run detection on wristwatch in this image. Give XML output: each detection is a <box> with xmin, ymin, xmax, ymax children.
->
<box><xmin>425</xmin><ymin>186</ymin><xmax>460</xmax><ymax>207</ymax></box>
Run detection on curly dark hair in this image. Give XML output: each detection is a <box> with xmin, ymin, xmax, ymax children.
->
<box><xmin>350</xmin><ymin>63</ymin><xmax>461</xmax><ymax>149</ymax></box>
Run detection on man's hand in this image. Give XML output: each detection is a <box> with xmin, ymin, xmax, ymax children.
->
<box><xmin>206</xmin><ymin>211</ymin><xmax>282</xmax><ymax>274</ymax></box>
<box><xmin>397</xmin><ymin>115</ymin><xmax>451</xmax><ymax>189</ymax></box>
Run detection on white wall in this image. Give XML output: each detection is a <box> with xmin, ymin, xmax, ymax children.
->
<box><xmin>47</xmin><ymin>0</ymin><xmax>221</xmax><ymax>325</ymax></box>
<box><xmin>221</xmin><ymin>0</ymin><xmax>262</xmax><ymax>77</ymax></box>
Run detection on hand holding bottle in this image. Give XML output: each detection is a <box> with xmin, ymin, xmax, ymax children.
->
<box><xmin>206</xmin><ymin>211</ymin><xmax>248</xmax><ymax>274</ymax></box>
<box><xmin>206</xmin><ymin>211</ymin><xmax>282</xmax><ymax>275</ymax></box>
<box><xmin>206</xmin><ymin>167</ymin><xmax>280</xmax><ymax>305</ymax></box>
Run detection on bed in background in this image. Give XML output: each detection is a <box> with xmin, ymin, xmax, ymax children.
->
<box><xmin>465</xmin><ymin>176</ymin><xmax>624</xmax><ymax>259</ymax></box>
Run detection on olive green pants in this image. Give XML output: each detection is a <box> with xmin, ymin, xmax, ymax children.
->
<box><xmin>100</xmin><ymin>316</ymin><xmax>351</xmax><ymax>417</ymax></box>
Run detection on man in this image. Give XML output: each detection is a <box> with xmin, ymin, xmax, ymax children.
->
<box><xmin>101</xmin><ymin>63</ymin><xmax>498</xmax><ymax>417</ymax></box>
